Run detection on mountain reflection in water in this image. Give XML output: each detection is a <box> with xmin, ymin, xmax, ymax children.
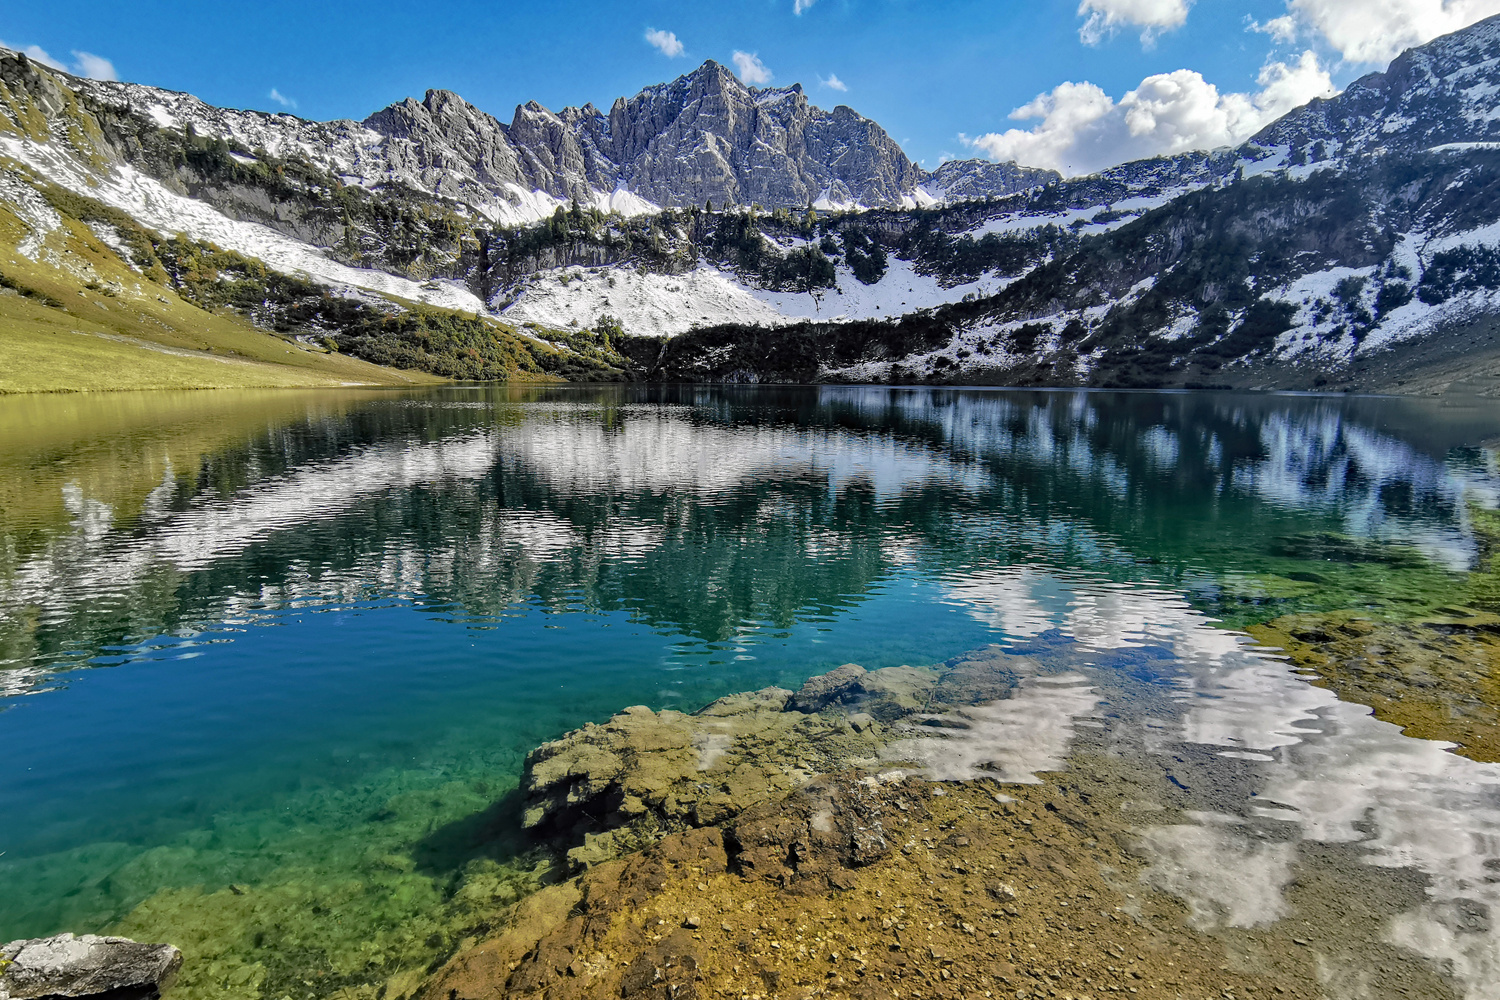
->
<box><xmin>2</xmin><ymin>384</ymin><xmax>1499</xmax><ymax>998</ymax></box>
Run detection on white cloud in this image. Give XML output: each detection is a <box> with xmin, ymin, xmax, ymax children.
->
<box><xmin>268</xmin><ymin>88</ymin><xmax>297</xmax><ymax>110</ymax></box>
<box><xmin>820</xmin><ymin>73</ymin><xmax>848</xmax><ymax>92</ymax></box>
<box><xmin>968</xmin><ymin>50</ymin><xmax>1335</xmax><ymax>175</ymax></box>
<box><xmin>731</xmin><ymin>51</ymin><xmax>773</xmax><ymax>86</ymax></box>
<box><xmin>1283</xmin><ymin>0</ymin><xmax>1500</xmax><ymax>63</ymax></box>
<box><xmin>795</xmin><ymin>0</ymin><xmax>817</xmax><ymax>12</ymax></box>
<box><xmin>1249</xmin><ymin>14</ymin><xmax>1300</xmax><ymax>43</ymax></box>
<box><xmin>645</xmin><ymin>28</ymin><xmax>685</xmax><ymax>57</ymax></box>
<box><xmin>70</xmin><ymin>51</ymin><xmax>116</xmax><ymax>81</ymax></box>
<box><xmin>1078</xmin><ymin>0</ymin><xmax>1193</xmax><ymax>46</ymax></box>
<box><xmin>1</xmin><ymin>40</ymin><xmax>115</xmax><ymax>79</ymax></box>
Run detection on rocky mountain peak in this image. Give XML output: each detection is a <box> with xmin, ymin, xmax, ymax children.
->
<box><xmin>1251</xmin><ymin>13</ymin><xmax>1500</xmax><ymax>158</ymax></box>
<box><xmin>423</xmin><ymin>89</ymin><xmax>471</xmax><ymax>115</ymax></box>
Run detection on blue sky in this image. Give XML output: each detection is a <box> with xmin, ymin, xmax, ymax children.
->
<box><xmin>6</xmin><ymin>0</ymin><xmax>1495</xmax><ymax>175</ymax></box>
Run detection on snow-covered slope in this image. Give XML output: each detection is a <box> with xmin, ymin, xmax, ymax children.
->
<box><xmin>498</xmin><ymin>267</ymin><xmax>785</xmax><ymax>336</ymax></box>
<box><xmin>1252</xmin><ymin>13</ymin><xmax>1500</xmax><ymax>160</ymax></box>
<box><xmin>0</xmin><ymin>132</ymin><xmax>487</xmax><ymax>312</ymax></box>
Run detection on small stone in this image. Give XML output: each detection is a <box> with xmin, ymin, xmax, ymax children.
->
<box><xmin>683</xmin><ymin>915</ymin><xmax>701</xmax><ymax>929</ymax></box>
<box><xmin>988</xmin><ymin>882</ymin><xmax>1018</xmax><ymax>902</ymax></box>
<box><xmin>848</xmin><ymin>713</ymin><xmax>876</xmax><ymax>733</ymax></box>
<box><xmin>721</xmin><ymin>922</ymin><xmax>733</xmax><ymax>933</ymax></box>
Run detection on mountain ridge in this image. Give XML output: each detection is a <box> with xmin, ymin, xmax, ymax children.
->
<box><xmin>54</xmin><ymin>57</ymin><xmax>1057</xmax><ymax>227</ymax></box>
<box><xmin>7</xmin><ymin>18</ymin><xmax>1500</xmax><ymax>393</ymax></box>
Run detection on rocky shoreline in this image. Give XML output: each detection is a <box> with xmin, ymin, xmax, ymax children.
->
<box><xmin>14</xmin><ymin>617</ymin><xmax>1490</xmax><ymax>1000</ymax></box>
<box><xmin>405</xmin><ymin>645</ymin><xmax>1394</xmax><ymax>1000</ymax></box>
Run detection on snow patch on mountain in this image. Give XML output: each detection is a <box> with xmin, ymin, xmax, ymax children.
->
<box><xmin>973</xmin><ymin>191</ymin><xmax>1184</xmax><ymax>238</ymax></box>
<box><xmin>495</xmin><ymin>252</ymin><xmax>1033</xmax><ymax>338</ymax></box>
<box><xmin>497</xmin><ymin>266</ymin><xmax>785</xmax><ymax>336</ymax></box>
<box><xmin>0</xmin><ymin>163</ymin><xmax>63</xmax><ymax>260</ymax></box>
<box><xmin>0</xmin><ymin>136</ymin><xmax>487</xmax><ymax>313</ymax></box>
<box><xmin>752</xmin><ymin>258</ymin><xmax>1004</xmax><ymax>322</ymax></box>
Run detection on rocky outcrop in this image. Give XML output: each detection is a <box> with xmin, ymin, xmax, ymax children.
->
<box><xmin>31</xmin><ymin>51</ymin><xmax>1052</xmax><ymax>228</ymax></box>
<box><xmin>0</xmin><ymin>934</ymin><xmax>182</xmax><ymax>1000</ymax></box>
<box><xmin>917</xmin><ymin>158</ymin><xmax>1060</xmax><ymax>204</ymax></box>
<box><xmin>519</xmin><ymin>648</ymin><xmax>1025</xmax><ymax>868</ymax></box>
<box><xmin>1253</xmin><ymin>13</ymin><xmax>1500</xmax><ymax>158</ymax></box>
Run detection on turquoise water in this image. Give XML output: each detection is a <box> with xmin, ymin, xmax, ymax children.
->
<box><xmin>2</xmin><ymin>384</ymin><xmax>1499</xmax><ymax>998</ymax></box>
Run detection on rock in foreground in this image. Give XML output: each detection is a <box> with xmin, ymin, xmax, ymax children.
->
<box><xmin>519</xmin><ymin>649</ymin><xmax>1023</xmax><ymax>868</ymax></box>
<box><xmin>0</xmin><ymin>934</ymin><xmax>182</xmax><ymax>1000</ymax></box>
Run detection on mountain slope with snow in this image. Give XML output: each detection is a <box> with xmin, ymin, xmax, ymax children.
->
<box><xmin>65</xmin><ymin>58</ymin><xmax>1056</xmax><ymax>230</ymax></box>
<box><xmin>7</xmin><ymin>17</ymin><xmax>1500</xmax><ymax>392</ymax></box>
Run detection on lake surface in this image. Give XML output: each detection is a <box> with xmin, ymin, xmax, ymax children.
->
<box><xmin>2</xmin><ymin>384</ymin><xmax>1500</xmax><ymax>999</ymax></box>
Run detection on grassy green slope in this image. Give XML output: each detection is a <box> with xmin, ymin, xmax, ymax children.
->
<box><xmin>0</xmin><ymin>180</ymin><xmax>450</xmax><ymax>392</ymax></box>
<box><xmin>0</xmin><ymin>159</ymin><xmax>631</xmax><ymax>392</ymax></box>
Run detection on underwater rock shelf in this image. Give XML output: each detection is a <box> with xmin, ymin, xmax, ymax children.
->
<box><xmin>411</xmin><ymin>648</ymin><xmax>1400</xmax><ymax>1000</ymax></box>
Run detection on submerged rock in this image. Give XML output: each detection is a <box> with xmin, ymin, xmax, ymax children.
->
<box><xmin>0</xmin><ymin>933</ymin><xmax>182</xmax><ymax>1000</ymax></box>
<box><xmin>518</xmin><ymin>646</ymin><xmax>1031</xmax><ymax>869</ymax></box>
<box><xmin>1250</xmin><ymin>607</ymin><xmax>1500</xmax><ymax>761</ymax></box>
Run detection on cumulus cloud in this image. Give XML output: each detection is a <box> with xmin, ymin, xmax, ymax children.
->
<box><xmin>645</xmin><ymin>28</ymin><xmax>685</xmax><ymax>57</ymax></box>
<box><xmin>731</xmin><ymin>51</ymin><xmax>773</xmax><ymax>85</ymax></box>
<box><xmin>0</xmin><ymin>40</ymin><xmax>116</xmax><ymax>79</ymax></box>
<box><xmin>70</xmin><ymin>50</ymin><xmax>116</xmax><ymax>80</ymax></box>
<box><xmin>820</xmin><ymin>73</ymin><xmax>848</xmax><ymax>92</ymax></box>
<box><xmin>1283</xmin><ymin>0</ymin><xmax>1500</xmax><ymax>63</ymax></box>
<box><xmin>794</xmin><ymin>0</ymin><xmax>817</xmax><ymax>12</ymax></box>
<box><xmin>1078</xmin><ymin>0</ymin><xmax>1193</xmax><ymax>46</ymax></box>
<box><xmin>268</xmin><ymin>88</ymin><xmax>297</xmax><ymax>109</ymax></box>
<box><xmin>1249</xmin><ymin>14</ymin><xmax>1300</xmax><ymax>43</ymax></box>
<box><xmin>968</xmin><ymin>50</ymin><xmax>1335</xmax><ymax>175</ymax></box>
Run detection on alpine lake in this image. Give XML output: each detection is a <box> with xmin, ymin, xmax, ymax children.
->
<box><xmin>3</xmin><ymin>383</ymin><xmax>1500</xmax><ymax>1000</ymax></box>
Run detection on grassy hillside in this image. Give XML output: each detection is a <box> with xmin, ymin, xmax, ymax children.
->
<box><xmin>0</xmin><ymin>161</ymin><xmax>630</xmax><ymax>392</ymax></box>
<box><xmin>0</xmin><ymin>177</ymin><xmax>460</xmax><ymax>391</ymax></box>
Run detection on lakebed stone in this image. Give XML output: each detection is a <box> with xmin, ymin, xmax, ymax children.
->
<box><xmin>0</xmin><ymin>933</ymin><xmax>182</xmax><ymax>1000</ymax></box>
<box><xmin>518</xmin><ymin>647</ymin><xmax>1028</xmax><ymax>869</ymax></box>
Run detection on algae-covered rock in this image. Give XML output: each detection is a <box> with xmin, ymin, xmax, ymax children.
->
<box><xmin>1251</xmin><ymin>607</ymin><xmax>1500</xmax><ymax>761</ymax></box>
<box><xmin>520</xmin><ymin>686</ymin><xmax>892</xmax><ymax>869</ymax></box>
<box><xmin>518</xmin><ymin>650</ymin><xmax>1031</xmax><ymax>870</ymax></box>
<box><xmin>0</xmin><ymin>933</ymin><xmax>182</xmax><ymax>1000</ymax></box>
